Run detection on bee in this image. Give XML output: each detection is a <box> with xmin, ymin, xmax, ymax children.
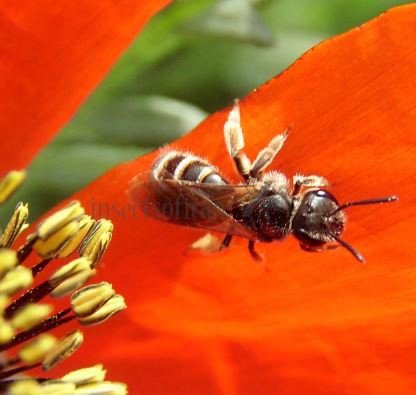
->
<box><xmin>128</xmin><ymin>101</ymin><xmax>397</xmax><ymax>262</ymax></box>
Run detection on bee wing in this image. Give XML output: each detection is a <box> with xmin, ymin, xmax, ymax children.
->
<box><xmin>128</xmin><ymin>171</ymin><xmax>259</xmax><ymax>240</ymax></box>
<box><xmin>172</xmin><ymin>181</ymin><xmax>260</xmax><ymax>210</ymax></box>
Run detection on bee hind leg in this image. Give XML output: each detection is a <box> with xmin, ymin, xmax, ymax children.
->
<box><xmin>250</xmin><ymin>130</ymin><xmax>289</xmax><ymax>178</ymax></box>
<box><xmin>248</xmin><ymin>240</ymin><xmax>262</xmax><ymax>262</ymax></box>
<box><xmin>224</xmin><ymin>100</ymin><xmax>252</xmax><ymax>180</ymax></box>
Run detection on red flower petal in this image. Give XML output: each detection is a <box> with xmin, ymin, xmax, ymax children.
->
<box><xmin>0</xmin><ymin>0</ymin><xmax>170</xmax><ymax>171</ymax></box>
<box><xmin>59</xmin><ymin>4</ymin><xmax>414</xmax><ymax>394</ymax></box>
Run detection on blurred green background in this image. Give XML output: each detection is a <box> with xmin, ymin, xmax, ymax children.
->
<box><xmin>3</xmin><ymin>0</ymin><xmax>409</xmax><ymax>222</ymax></box>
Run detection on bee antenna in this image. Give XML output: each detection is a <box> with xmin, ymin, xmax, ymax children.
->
<box><xmin>330</xmin><ymin>233</ymin><xmax>365</xmax><ymax>263</ymax></box>
<box><xmin>330</xmin><ymin>195</ymin><xmax>398</xmax><ymax>216</ymax></box>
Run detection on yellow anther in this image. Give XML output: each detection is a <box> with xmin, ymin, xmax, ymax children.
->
<box><xmin>42</xmin><ymin>330</ymin><xmax>84</xmax><ymax>371</ymax></box>
<box><xmin>50</xmin><ymin>258</ymin><xmax>95</xmax><ymax>298</ymax></box>
<box><xmin>79</xmin><ymin>219</ymin><xmax>113</xmax><ymax>256</ymax></box>
<box><xmin>71</xmin><ymin>282</ymin><xmax>115</xmax><ymax>318</ymax></box>
<box><xmin>0</xmin><ymin>265</ymin><xmax>32</xmax><ymax>295</ymax></box>
<box><xmin>37</xmin><ymin>201</ymin><xmax>84</xmax><ymax>240</ymax></box>
<box><xmin>19</xmin><ymin>334</ymin><xmax>57</xmax><ymax>364</ymax></box>
<box><xmin>85</xmin><ymin>231</ymin><xmax>112</xmax><ymax>268</ymax></box>
<box><xmin>77</xmin><ymin>294</ymin><xmax>126</xmax><ymax>326</ymax></box>
<box><xmin>74</xmin><ymin>382</ymin><xmax>127</xmax><ymax>395</ymax></box>
<box><xmin>0</xmin><ymin>318</ymin><xmax>14</xmax><ymax>344</ymax></box>
<box><xmin>34</xmin><ymin>221</ymin><xmax>80</xmax><ymax>259</ymax></box>
<box><xmin>58</xmin><ymin>215</ymin><xmax>95</xmax><ymax>258</ymax></box>
<box><xmin>11</xmin><ymin>303</ymin><xmax>53</xmax><ymax>331</ymax></box>
<box><xmin>0</xmin><ymin>202</ymin><xmax>29</xmax><ymax>248</ymax></box>
<box><xmin>40</xmin><ymin>380</ymin><xmax>76</xmax><ymax>394</ymax></box>
<box><xmin>61</xmin><ymin>364</ymin><xmax>106</xmax><ymax>385</ymax></box>
<box><xmin>0</xmin><ymin>248</ymin><xmax>18</xmax><ymax>279</ymax></box>
<box><xmin>0</xmin><ymin>294</ymin><xmax>9</xmax><ymax>314</ymax></box>
<box><xmin>0</xmin><ymin>170</ymin><xmax>26</xmax><ymax>204</ymax></box>
<box><xmin>8</xmin><ymin>380</ymin><xmax>42</xmax><ymax>395</ymax></box>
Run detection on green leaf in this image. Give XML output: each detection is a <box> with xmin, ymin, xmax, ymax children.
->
<box><xmin>180</xmin><ymin>0</ymin><xmax>274</xmax><ymax>46</ymax></box>
<box><xmin>60</xmin><ymin>95</ymin><xmax>207</xmax><ymax>147</ymax></box>
<box><xmin>92</xmin><ymin>0</ymin><xmax>217</xmax><ymax>100</ymax></box>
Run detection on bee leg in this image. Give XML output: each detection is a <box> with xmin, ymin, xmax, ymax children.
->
<box><xmin>250</xmin><ymin>130</ymin><xmax>289</xmax><ymax>178</ymax></box>
<box><xmin>248</xmin><ymin>240</ymin><xmax>262</xmax><ymax>262</ymax></box>
<box><xmin>224</xmin><ymin>100</ymin><xmax>252</xmax><ymax>180</ymax></box>
<box><xmin>190</xmin><ymin>233</ymin><xmax>222</xmax><ymax>253</ymax></box>
<box><xmin>220</xmin><ymin>234</ymin><xmax>233</xmax><ymax>250</ymax></box>
<box><xmin>292</xmin><ymin>174</ymin><xmax>329</xmax><ymax>196</ymax></box>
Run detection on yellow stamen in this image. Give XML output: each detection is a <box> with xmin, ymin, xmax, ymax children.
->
<box><xmin>0</xmin><ymin>248</ymin><xmax>18</xmax><ymax>279</ymax></box>
<box><xmin>34</xmin><ymin>221</ymin><xmax>80</xmax><ymax>259</ymax></box>
<box><xmin>8</xmin><ymin>380</ymin><xmax>42</xmax><ymax>395</ymax></box>
<box><xmin>50</xmin><ymin>258</ymin><xmax>95</xmax><ymax>298</ymax></box>
<box><xmin>74</xmin><ymin>382</ymin><xmax>127</xmax><ymax>395</ymax></box>
<box><xmin>0</xmin><ymin>170</ymin><xmax>26</xmax><ymax>204</ymax></box>
<box><xmin>0</xmin><ymin>265</ymin><xmax>32</xmax><ymax>295</ymax></box>
<box><xmin>0</xmin><ymin>202</ymin><xmax>29</xmax><ymax>248</ymax></box>
<box><xmin>11</xmin><ymin>303</ymin><xmax>53</xmax><ymax>331</ymax></box>
<box><xmin>40</xmin><ymin>380</ymin><xmax>76</xmax><ymax>394</ymax></box>
<box><xmin>71</xmin><ymin>282</ymin><xmax>115</xmax><ymax>318</ymax></box>
<box><xmin>79</xmin><ymin>220</ymin><xmax>113</xmax><ymax>267</ymax></box>
<box><xmin>0</xmin><ymin>184</ymin><xmax>127</xmax><ymax>391</ymax></box>
<box><xmin>85</xmin><ymin>232</ymin><xmax>112</xmax><ymax>269</ymax></box>
<box><xmin>37</xmin><ymin>201</ymin><xmax>84</xmax><ymax>240</ymax></box>
<box><xmin>77</xmin><ymin>294</ymin><xmax>126</xmax><ymax>326</ymax></box>
<box><xmin>61</xmin><ymin>364</ymin><xmax>106</xmax><ymax>385</ymax></box>
<box><xmin>58</xmin><ymin>215</ymin><xmax>95</xmax><ymax>258</ymax></box>
<box><xmin>18</xmin><ymin>334</ymin><xmax>57</xmax><ymax>364</ymax></box>
<box><xmin>42</xmin><ymin>330</ymin><xmax>84</xmax><ymax>371</ymax></box>
<box><xmin>0</xmin><ymin>294</ymin><xmax>9</xmax><ymax>314</ymax></box>
<box><xmin>0</xmin><ymin>318</ymin><xmax>14</xmax><ymax>344</ymax></box>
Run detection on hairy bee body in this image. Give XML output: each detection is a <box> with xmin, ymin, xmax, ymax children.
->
<box><xmin>153</xmin><ymin>151</ymin><xmax>227</xmax><ymax>185</ymax></box>
<box><xmin>151</xmin><ymin>150</ymin><xmax>293</xmax><ymax>243</ymax></box>
<box><xmin>129</xmin><ymin>102</ymin><xmax>397</xmax><ymax>262</ymax></box>
<box><xmin>230</xmin><ymin>193</ymin><xmax>292</xmax><ymax>242</ymax></box>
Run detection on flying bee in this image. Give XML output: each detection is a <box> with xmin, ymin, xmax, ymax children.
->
<box><xmin>128</xmin><ymin>101</ymin><xmax>398</xmax><ymax>262</ymax></box>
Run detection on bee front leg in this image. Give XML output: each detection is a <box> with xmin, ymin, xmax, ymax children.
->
<box><xmin>292</xmin><ymin>174</ymin><xmax>329</xmax><ymax>196</ymax></box>
<box><xmin>248</xmin><ymin>240</ymin><xmax>262</xmax><ymax>261</ymax></box>
<box><xmin>224</xmin><ymin>100</ymin><xmax>252</xmax><ymax>180</ymax></box>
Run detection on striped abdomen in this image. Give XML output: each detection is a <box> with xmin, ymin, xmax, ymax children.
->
<box><xmin>152</xmin><ymin>151</ymin><xmax>227</xmax><ymax>185</ymax></box>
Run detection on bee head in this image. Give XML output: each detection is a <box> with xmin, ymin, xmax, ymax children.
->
<box><xmin>292</xmin><ymin>189</ymin><xmax>398</xmax><ymax>262</ymax></box>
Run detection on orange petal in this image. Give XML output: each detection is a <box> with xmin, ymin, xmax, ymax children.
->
<box><xmin>0</xmin><ymin>0</ymin><xmax>170</xmax><ymax>171</ymax></box>
<box><xmin>57</xmin><ymin>4</ymin><xmax>415</xmax><ymax>394</ymax></box>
